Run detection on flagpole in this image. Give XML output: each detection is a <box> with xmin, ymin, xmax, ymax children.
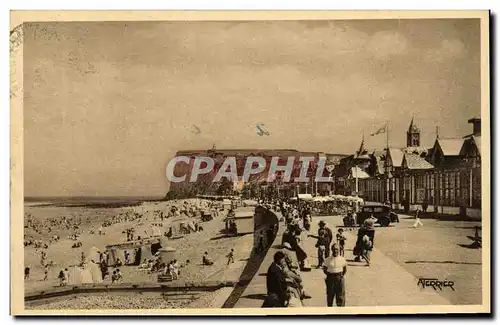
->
<box><xmin>386</xmin><ymin>120</ymin><xmax>389</xmax><ymax>150</ymax></box>
<box><xmin>385</xmin><ymin>119</ymin><xmax>390</xmax><ymax>205</ymax></box>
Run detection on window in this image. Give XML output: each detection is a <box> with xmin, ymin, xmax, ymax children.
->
<box><xmin>412</xmin><ymin>134</ymin><xmax>419</xmax><ymax>146</ymax></box>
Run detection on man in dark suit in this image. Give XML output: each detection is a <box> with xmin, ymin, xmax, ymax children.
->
<box><xmin>263</xmin><ymin>251</ymin><xmax>288</xmax><ymax>307</ymax></box>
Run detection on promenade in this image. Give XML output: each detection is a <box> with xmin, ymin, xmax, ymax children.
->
<box><xmin>235</xmin><ymin>212</ymin><xmax>452</xmax><ymax>308</ymax></box>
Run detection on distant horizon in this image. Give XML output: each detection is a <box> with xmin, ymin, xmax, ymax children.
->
<box><xmin>24</xmin><ymin>195</ymin><xmax>165</xmax><ymax>201</ymax></box>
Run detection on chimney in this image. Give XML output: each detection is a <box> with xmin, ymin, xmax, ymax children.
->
<box><xmin>468</xmin><ymin>117</ymin><xmax>481</xmax><ymax>135</ymax></box>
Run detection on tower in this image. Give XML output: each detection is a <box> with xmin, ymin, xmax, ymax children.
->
<box><xmin>407</xmin><ymin>117</ymin><xmax>420</xmax><ymax>147</ymax></box>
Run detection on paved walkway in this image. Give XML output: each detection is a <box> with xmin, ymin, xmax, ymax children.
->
<box><xmin>235</xmin><ymin>213</ymin><xmax>451</xmax><ymax>308</ymax></box>
<box><xmin>301</xmin><ymin>215</ymin><xmax>451</xmax><ymax>307</ymax></box>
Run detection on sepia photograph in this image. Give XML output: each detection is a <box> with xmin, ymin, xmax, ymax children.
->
<box><xmin>10</xmin><ymin>10</ymin><xmax>490</xmax><ymax>315</ymax></box>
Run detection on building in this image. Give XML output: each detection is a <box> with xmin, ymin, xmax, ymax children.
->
<box><xmin>166</xmin><ymin>147</ymin><xmax>347</xmax><ymax>199</ymax></box>
<box><xmin>344</xmin><ymin>117</ymin><xmax>482</xmax><ymax>218</ymax></box>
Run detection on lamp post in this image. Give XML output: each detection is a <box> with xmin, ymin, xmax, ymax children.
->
<box><xmin>355</xmin><ymin>164</ymin><xmax>359</xmax><ymax>196</ymax></box>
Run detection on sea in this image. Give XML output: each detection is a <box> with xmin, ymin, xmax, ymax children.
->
<box><xmin>24</xmin><ymin>196</ymin><xmax>165</xmax><ymax>208</ymax></box>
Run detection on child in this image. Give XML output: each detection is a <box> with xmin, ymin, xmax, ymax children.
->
<box><xmin>111</xmin><ymin>271</ymin><xmax>118</xmax><ymax>283</ymax></box>
<box><xmin>116</xmin><ymin>269</ymin><xmax>123</xmax><ymax>282</ymax></box>
<box><xmin>413</xmin><ymin>209</ymin><xmax>424</xmax><ymax>228</ymax></box>
<box><xmin>24</xmin><ymin>267</ymin><xmax>30</xmax><ymax>280</ymax></box>
<box><xmin>336</xmin><ymin>229</ymin><xmax>346</xmax><ymax>257</ymax></box>
<box><xmin>124</xmin><ymin>250</ymin><xmax>130</xmax><ymax>265</ymax></box>
<box><xmin>63</xmin><ymin>268</ymin><xmax>70</xmax><ymax>285</ymax></box>
<box><xmin>202</xmin><ymin>252</ymin><xmax>214</xmax><ymax>266</ymax></box>
<box><xmin>226</xmin><ymin>249</ymin><xmax>235</xmax><ymax>265</ymax></box>
<box><xmin>171</xmin><ymin>261</ymin><xmax>180</xmax><ymax>280</ymax></box>
<box><xmin>58</xmin><ymin>270</ymin><xmax>66</xmax><ymax>286</ymax></box>
<box><xmin>362</xmin><ymin>234</ymin><xmax>373</xmax><ymax>266</ymax></box>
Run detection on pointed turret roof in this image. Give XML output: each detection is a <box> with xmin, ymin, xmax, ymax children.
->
<box><xmin>408</xmin><ymin>117</ymin><xmax>420</xmax><ymax>133</ymax></box>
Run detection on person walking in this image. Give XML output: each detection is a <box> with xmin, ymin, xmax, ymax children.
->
<box><xmin>413</xmin><ymin>209</ymin><xmax>424</xmax><ymax>228</ymax></box>
<box><xmin>323</xmin><ymin>244</ymin><xmax>347</xmax><ymax>307</ymax></box>
<box><xmin>318</xmin><ymin>221</ymin><xmax>333</xmax><ymax>258</ymax></box>
<box><xmin>354</xmin><ymin>220</ymin><xmax>375</xmax><ymax>263</ymax></box>
<box><xmin>226</xmin><ymin>249</ymin><xmax>235</xmax><ymax>265</ymax></box>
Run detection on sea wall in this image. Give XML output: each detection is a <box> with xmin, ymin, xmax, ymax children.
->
<box><xmin>252</xmin><ymin>205</ymin><xmax>279</xmax><ymax>255</ymax></box>
<box><xmin>220</xmin><ymin>205</ymin><xmax>279</xmax><ymax>308</ymax></box>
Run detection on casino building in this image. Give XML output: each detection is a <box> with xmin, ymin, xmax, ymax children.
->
<box><xmin>336</xmin><ymin>117</ymin><xmax>482</xmax><ymax>218</ymax></box>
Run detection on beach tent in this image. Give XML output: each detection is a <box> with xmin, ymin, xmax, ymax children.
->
<box><xmin>151</xmin><ymin>226</ymin><xmax>162</xmax><ymax>237</ymax></box>
<box><xmin>105</xmin><ymin>240</ymin><xmax>143</xmax><ymax>265</ymax></box>
<box><xmin>137</xmin><ymin>244</ymin><xmax>154</xmax><ymax>262</ymax></box>
<box><xmin>67</xmin><ymin>266</ymin><xmax>94</xmax><ymax>285</ymax></box>
<box><xmin>105</xmin><ymin>248</ymin><xmax>129</xmax><ymax>267</ymax></box>
<box><xmin>158</xmin><ymin>247</ymin><xmax>176</xmax><ymax>265</ymax></box>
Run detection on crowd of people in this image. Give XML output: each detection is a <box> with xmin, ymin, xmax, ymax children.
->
<box><xmin>24</xmin><ymin>198</ymin><xmax>231</xmax><ymax>287</ymax></box>
<box><xmin>256</xmin><ymin>197</ymin><xmax>377</xmax><ymax>308</ymax></box>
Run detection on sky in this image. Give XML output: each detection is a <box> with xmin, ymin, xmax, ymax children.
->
<box><xmin>23</xmin><ymin>19</ymin><xmax>481</xmax><ymax>197</ymax></box>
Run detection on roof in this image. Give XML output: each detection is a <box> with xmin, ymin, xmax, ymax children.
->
<box><xmin>403</xmin><ymin>147</ymin><xmax>429</xmax><ymax>156</ymax></box>
<box><xmin>388</xmin><ymin>148</ymin><xmax>404</xmax><ymax>167</ymax></box>
<box><xmin>473</xmin><ymin>136</ymin><xmax>482</xmax><ymax>156</ymax></box>
<box><xmin>350</xmin><ymin>166</ymin><xmax>370</xmax><ymax>179</ymax></box>
<box><xmin>355</xmin><ymin>154</ymin><xmax>372</xmax><ymax>161</ymax></box>
<box><xmin>403</xmin><ymin>153</ymin><xmax>434</xmax><ymax>170</ymax></box>
<box><xmin>437</xmin><ymin>138</ymin><xmax>464</xmax><ymax>156</ymax></box>
<box><xmin>460</xmin><ymin>135</ymin><xmax>482</xmax><ymax>157</ymax></box>
<box><xmin>408</xmin><ymin>117</ymin><xmax>420</xmax><ymax>133</ymax></box>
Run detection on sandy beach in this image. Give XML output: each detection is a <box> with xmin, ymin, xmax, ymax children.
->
<box><xmin>24</xmin><ymin>198</ymin><xmax>256</xmax><ymax>309</ymax></box>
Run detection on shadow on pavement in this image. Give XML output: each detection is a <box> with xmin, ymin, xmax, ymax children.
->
<box><xmin>240</xmin><ymin>293</ymin><xmax>267</xmax><ymax>301</ymax></box>
<box><xmin>210</xmin><ymin>232</ymin><xmax>253</xmax><ymax>241</ymax></box>
<box><xmin>457</xmin><ymin>244</ymin><xmax>482</xmax><ymax>250</ymax></box>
